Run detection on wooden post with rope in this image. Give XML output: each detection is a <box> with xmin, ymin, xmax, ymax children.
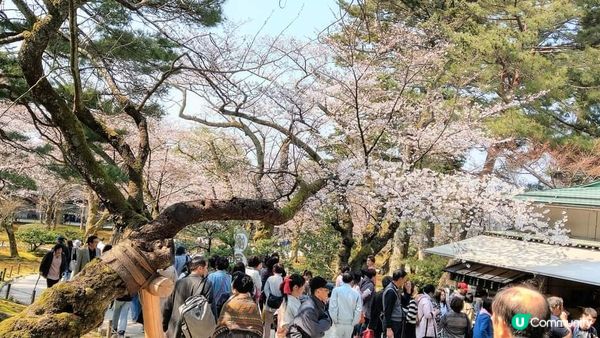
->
<box><xmin>100</xmin><ymin>240</ymin><xmax>175</xmax><ymax>338</ymax></box>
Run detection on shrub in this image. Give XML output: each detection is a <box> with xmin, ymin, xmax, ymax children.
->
<box><xmin>15</xmin><ymin>225</ymin><xmax>57</xmax><ymax>251</ymax></box>
<box><xmin>59</xmin><ymin>227</ymin><xmax>84</xmax><ymax>242</ymax></box>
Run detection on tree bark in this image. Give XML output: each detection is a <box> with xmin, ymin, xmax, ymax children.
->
<box><xmin>253</xmin><ymin>221</ymin><xmax>273</xmax><ymax>241</ymax></box>
<box><xmin>350</xmin><ymin>218</ymin><xmax>403</xmax><ymax>270</ymax></box>
<box><xmin>417</xmin><ymin>221</ymin><xmax>435</xmax><ymax>260</ymax></box>
<box><xmin>390</xmin><ymin>224</ymin><xmax>411</xmax><ymax>270</ymax></box>
<box><xmin>2</xmin><ymin>220</ymin><xmax>19</xmax><ymax>258</ymax></box>
<box><xmin>331</xmin><ymin>212</ymin><xmax>354</xmax><ymax>269</ymax></box>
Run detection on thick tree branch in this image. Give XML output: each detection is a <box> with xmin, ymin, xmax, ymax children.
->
<box><xmin>17</xmin><ymin>0</ymin><xmax>145</xmax><ymax>227</ymax></box>
<box><xmin>219</xmin><ymin>107</ymin><xmax>323</xmax><ymax>164</ymax></box>
<box><xmin>132</xmin><ymin>178</ymin><xmax>327</xmax><ymax>242</ymax></box>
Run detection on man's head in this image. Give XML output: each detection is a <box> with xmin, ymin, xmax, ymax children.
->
<box><xmin>86</xmin><ymin>235</ymin><xmax>99</xmax><ymax>249</ymax></box>
<box><xmin>492</xmin><ymin>286</ymin><xmax>550</xmax><ymax>338</ymax></box>
<box><xmin>364</xmin><ymin>268</ymin><xmax>376</xmax><ymax>280</ymax></box>
<box><xmin>367</xmin><ymin>255</ymin><xmax>375</xmax><ymax>267</ymax></box>
<box><xmin>450</xmin><ymin>295</ymin><xmax>464</xmax><ymax>313</ymax></box>
<box><xmin>423</xmin><ymin>284</ymin><xmax>435</xmax><ymax>297</ymax></box>
<box><xmin>216</xmin><ymin>256</ymin><xmax>229</xmax><ymax>271</ymax></box>
<box><xmin>547</xmin><ymin>296</ymin><xmax>564</xmax><ymax>316</ymax></box>
<box><xmin>391</xmin><ymin>269</ymin><xmax>407</xmax><ymax>288</ymax></box>
<box><xmin>341</xmin><ymin>272</ymin><xmax>353</xmax><ymax>284</ymax></box>
<box><xmin>381</xmin><ymin>276</ymin><xmax>393</xmax><ymax>289</ymax></box>
<box><xmin>340</xmin><ymin>265</ymin><xmax>350</xmax><ymax>274</ymax></box>
<box><xmin>56</xmin><ymin>236</ymin><xmax>66</xmax><ymax>244</ymax></box>
<box><xmin>457</xmin><ymin>282</ymin><xmax>469</xmax><ymax>296</ymax></box>
<box><xmin>189</xmin><ymin>256</ymin><xmax>208</xmax><ymax>276</ymax></box>
<box><xmin>309</xmin><ymin>276</ymin><xmax>329</xmax><ymax>303</ymax></box>
<box><xmin>248</xmin><ymin>255</ymin><xmax>261</xmax><ymax>269</ymax></box>
<box><xmin>579</xmin><ymin>308</ymin><xmax>597</xmax><ymax>330</ymax></box>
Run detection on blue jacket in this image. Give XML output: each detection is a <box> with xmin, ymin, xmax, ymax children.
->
<box><xmin>473</xmin><ymin>310</ymin><xmax>493</xmax><ymax>338</ymax></box>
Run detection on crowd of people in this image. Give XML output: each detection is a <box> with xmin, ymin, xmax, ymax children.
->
<box><xmin>37</xmin><ymin>239</ymin><xmax>599</xmax><ymax>338</ymax></box>
<box><xmin>160</xmin><ymin>250</ymin><xmax>599</xmax><ymax>338</ymax></box>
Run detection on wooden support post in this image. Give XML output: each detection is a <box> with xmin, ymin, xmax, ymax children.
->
<box><xmin>17</xmin><ymin>263</ymin><xmax>20</xmax><ymax>275</ymax></box>
<box><xmin>1</xmin><ymin>268</ymin><xmax>6</xmax><ymax>281</ymax></box>
<box><xmin>140</xmin><ymin>289</ymin><xmax>163</xmax><ymax>338</ymax></box>
<box><xmin>139</xmin><ymin>274</ymin><xmax>175</xmax><ymax>338</ymax></box>
<box><xmin>5</xmin><ymin>283</ymin><xmax>11</xmax><ymax>299</ymax></box>
<box><xmin>30</xmin><ymin>289</ymin><xmax>36</xmax><ymax>304</ymax></box>
<box><xmin>105</xmin><ymin>320</ymin><xmax>113</xmax><ymax>338</ymax></box>
<box><xmin>8</xmin><ymin>266</ymin><xmax>13</xmax><ymax>279</ymax></box>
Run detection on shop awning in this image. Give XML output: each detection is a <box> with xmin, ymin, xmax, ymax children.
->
<box><xmin>444</xmin><ymin>262</ymin><xmax>531</xmax><ymax>290</ymax></box>
<box><xmin>425</xmin><ymin>235</ymin><xmax>600</xmax><ymax>286</ymax></box>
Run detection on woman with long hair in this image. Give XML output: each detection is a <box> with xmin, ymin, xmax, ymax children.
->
<box><xmin>276</xmin><ymin>274</ymin><xmax>305</xmax><ymax>337</ymax></box>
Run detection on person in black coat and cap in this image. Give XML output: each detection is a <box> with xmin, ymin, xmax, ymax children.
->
<box><xmin>287</xmin><ymin>276</ymin><xmax>332</xmax><ymax>338</ymax></box>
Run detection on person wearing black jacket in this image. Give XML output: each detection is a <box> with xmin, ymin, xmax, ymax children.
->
<box><xmin>369</xmin><ymin>276</ymin><xmax>393</xmax><ymax>338</ymax></box>
<box><xmin>383</xmin><ymin>269</ymin><xmax>408</xmax><ymax>338</ymax></box>
<box><xmin>39</xmin><ymin>244</ymin><xmax>68</xmax><ymax>288</ymax></box>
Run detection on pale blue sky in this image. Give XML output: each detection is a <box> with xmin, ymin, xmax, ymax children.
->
<box><xmin>219</xmin><ymin>0</ymin><xmax>340</xmax><ymax>39</ymax></box>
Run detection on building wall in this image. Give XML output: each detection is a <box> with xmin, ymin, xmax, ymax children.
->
<box><xmin>545</xmin><ymin>205</ymin><xmax>600</xmax><ymax>241</ymax></box>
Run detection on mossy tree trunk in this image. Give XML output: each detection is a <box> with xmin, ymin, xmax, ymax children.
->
<box><xmin>2</xmin><ymin>220</ymin><xmax>19</xmax><ymax>258</ymax></box>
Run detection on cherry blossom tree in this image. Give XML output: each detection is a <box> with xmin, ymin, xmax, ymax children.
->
<box><xmin>177</xmin><ymin>17</ymin><xmax>567</xmax><ymax>270</ymax></box>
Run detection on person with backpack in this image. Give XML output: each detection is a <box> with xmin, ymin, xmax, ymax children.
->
<box><xmin>357</xmin><ymin>268</ymin><xmax>376</xmax><ymax>336</ymax></box>
<box><xmin>416</xmin><ymin>285</ymin><xmax>437</xmax><ymax>338</ymax></box>
<box><xmin>163</xmin><ymin>255</ymin><xmax>213</xmax><ymax>338</ymax></box>
<box><xmin>212</xmin><ymin>273</ymin><xmax>263</xmax><ymax>338</ymax></box>
<box><xmin>263</xmin><ymin>263</ymin><xmax>285</xmax><ymax>338</ymax></box>
<box><xmin>277</xmin><ymin>274</ymin><xmax>306</xmax><ymax>338</ymax></box>
<box><xmin>208</xmin><ymin>256</ymin><xmax>232</xmax><ymax>318</ymax></box>
<box><xmin>287</xmin><ymin>276</ymin><xmax>332</xmax><ymax>337</ymax></box>
<box><xmin>439</xmin><ymin>296</ymin><xmax>471</xmax><ymax>338</ymax></box>
<box><xmin>368</xmin><ymin>276</ymin><xmax>393</xmax><ymax>338</ymax></box>
<box><xmin>329</xmin><ymin>272</ymin><xmax>363</xmax><ymax>337</ymax></box>
<box><xmin>383</xmin><ymin>269</ymin><xmax>408</xmax><ymax>338</ymax></box>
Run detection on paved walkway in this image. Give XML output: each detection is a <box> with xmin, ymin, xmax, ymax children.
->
<box><xmin>0</xmin><ymin>274</ymin><xmax>45</xmax><ymax>304</ymax></box>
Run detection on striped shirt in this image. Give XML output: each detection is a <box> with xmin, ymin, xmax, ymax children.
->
<box><xmin>405</xmin><ymin>299</ymin><xmax>418</xmax><ymax>324</ymax></box>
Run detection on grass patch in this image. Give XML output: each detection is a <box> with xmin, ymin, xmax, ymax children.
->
<box><xmin>0</xmin><ymin>247</ymin><xmax>42</xmax><ymax>279</ymax></box>
<box><xmin>0</xmin><ymin>299</ymin><xmax>26</xmax><ymax>321</ymax></box>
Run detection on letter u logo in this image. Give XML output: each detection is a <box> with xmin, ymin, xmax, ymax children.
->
<box><xmin>512</xmin><ymin>314</ymin><xmax>531</xmax><ymax>330</ymax></box>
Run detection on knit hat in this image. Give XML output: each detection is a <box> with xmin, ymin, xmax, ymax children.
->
<box><xmin>309</xmin><ymin>276</ymin><xmax>328</xmax><ymax>293</ymax></box>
